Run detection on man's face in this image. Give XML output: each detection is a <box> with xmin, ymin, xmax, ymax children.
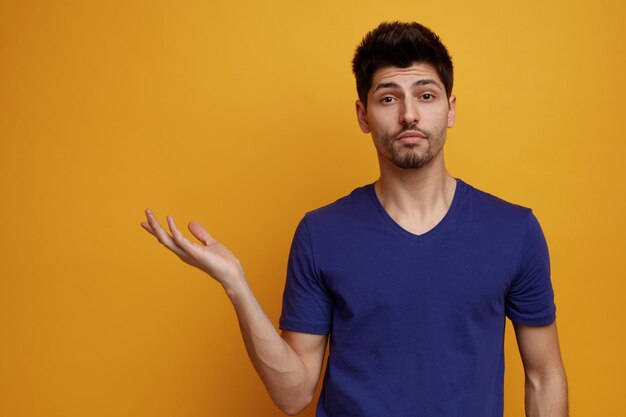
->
<box><xmin>356</xmin><ymin>63</ymin><xmax>456</xmax><ymax>170</ymax></box>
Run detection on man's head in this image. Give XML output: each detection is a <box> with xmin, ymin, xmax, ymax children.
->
<box><xmin>352</xmin><ymin>21</ymin><xmax>454</xmax><ymax>108</ymax></box>
<box><xmin>353</xmin><ymin>22</ymin><xmax>456</xmax><ymax>170</ymax></box>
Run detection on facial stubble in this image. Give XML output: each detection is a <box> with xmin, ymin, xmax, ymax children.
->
<box><xmin>375</xmin><ymin>124</ymin><xmax>446</xmax><ymax>170</ymax></box>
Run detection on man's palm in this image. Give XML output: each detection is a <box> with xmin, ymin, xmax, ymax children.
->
<box><xmin>141</xmin><ymin>210</ymin><xmax>244</xmax><ymax>286</ymax></box>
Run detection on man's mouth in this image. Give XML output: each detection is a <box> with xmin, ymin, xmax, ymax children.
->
<box><xmin>396</xmin><ymin>131</ymin><xmax>427</xmax><ymax>140</ymax></box>
<box><xmin>395</xmin><ymin>130</ymin><xmax>428</xmax><ymax>144</ymax></box>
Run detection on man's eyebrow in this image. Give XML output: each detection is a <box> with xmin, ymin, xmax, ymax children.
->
<box><xmin>372</xmin><ymin>79</ymin><xmax>442</xmax><ymax>93</ymax></box>
<box><xmin>412</xmin><ymin>79</ymin><xmax>442</xmax><ymax>89</ymax></box>
<box><xmin>373</xmin><ymin>82</ymin><xmax>401</xmax><ymax>92</ymax></box>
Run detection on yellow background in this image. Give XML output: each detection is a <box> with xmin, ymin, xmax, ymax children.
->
<box><xmin>1</xmin><ymin>0</ymin><xmax>624</xmax><ymax>415</ymax></box>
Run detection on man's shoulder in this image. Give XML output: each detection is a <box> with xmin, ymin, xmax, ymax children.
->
<box><xmin>459</xmin><ymin>178</ymin><xmax>536</xmax><ymax>225</ymax></box>
<box><xmin>301</xmin><ymin>183</ymin><xmax>375</xmax><ymax>225</ymax></box>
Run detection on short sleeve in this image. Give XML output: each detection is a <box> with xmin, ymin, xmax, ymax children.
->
<box><xmin>505</xmin><ymin>211</ymin><xmax>557</xmax><ymax>325</ymax></box>
<box><xmin>279</xmin><ymin>217</ymin><xmax>332</xmax><ymax>335</ymax></box>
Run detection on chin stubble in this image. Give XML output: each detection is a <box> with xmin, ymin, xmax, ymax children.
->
<box><xmin>382</xmin><ymin>125</ymin><xmax>435</xmax><ymax>170</ymax></box>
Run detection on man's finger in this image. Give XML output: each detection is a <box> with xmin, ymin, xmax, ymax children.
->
<box><xmin>188</xmin><ymin>221</ymin><xmax>216</xmax><ymax>246</ymax></box>
<box><xmin>140</xmin><ymin>221</ymin><xmax>155</xmax><ymax>236</ymax></box>
<box><xmin>145</xmin><ymin>209</ymin><xmax>172</xmax><ymax>244</ymax></box>
<box><xmin>167</xmin><ymin>215</ymin><xmax>202</xmax><ymax>255</ymax></box>
<box><xmin>145</xmin><ymin>209</ymin><xmax>187</xmax><ymax>258</ymax></box>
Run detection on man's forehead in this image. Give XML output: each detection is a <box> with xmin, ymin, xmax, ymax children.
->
<box><xmin>371</xmin><ymin>63</ymin><xmax>441</xmax><ymax>89</ymax></box>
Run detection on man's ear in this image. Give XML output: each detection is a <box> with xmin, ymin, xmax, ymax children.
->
<box><xmin>356</xmin><ymin>100</ymin><xmax>370</xmax><ymax>133</ymax></box>
<box><xmin>447</xmin><ymin>95</ymin><xmax>456</xmax><ymax>128</ymax></box>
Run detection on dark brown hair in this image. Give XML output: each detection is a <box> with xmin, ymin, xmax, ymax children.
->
<box><xmin>352</xmin><ymin>21</ymin><xmax>454</xmax><ymax>107</ymax></box>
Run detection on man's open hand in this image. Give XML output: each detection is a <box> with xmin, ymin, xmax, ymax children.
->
<box><xmin>140</xmin><ymin>209</ymin><xmax>245</xmax><ymax>288</ymax></box>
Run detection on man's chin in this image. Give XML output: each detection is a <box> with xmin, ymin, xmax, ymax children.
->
<box><xmin>389</xmin><ymin>148</ymin><xmax>434</xmax><ymax>169</ymax></box>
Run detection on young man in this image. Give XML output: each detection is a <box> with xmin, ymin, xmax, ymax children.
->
<box><xmin>141</xmin><ymin>22</ymin><xmax>568</xmax><ymax>417</ymax></box>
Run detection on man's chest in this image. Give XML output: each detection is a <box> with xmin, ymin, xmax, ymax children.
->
<box><xmin>318</xmin><ymin>231</ymin><xmax>519</xmax><ymax>327</ymax></box>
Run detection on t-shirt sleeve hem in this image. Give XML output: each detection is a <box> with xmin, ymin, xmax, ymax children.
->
<box><xmin>507</xmin><ymin>312</ymin><xmax>556</xmax><ymax>326</ymax></box>
<box><xmin>278</xmin><ymin>318</ymin><xmax>331</xmax><ymax>335</ymax></box>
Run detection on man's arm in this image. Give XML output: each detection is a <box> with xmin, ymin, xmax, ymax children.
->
<box><xmin>141</xmin><ymin>210</ymin><xmax>327</xmax><ymax>415</ymax></box>
<box><xmin>513</xmin><ymin>321</ymin><xmax>568</xmax><ymax>417</ymax></box>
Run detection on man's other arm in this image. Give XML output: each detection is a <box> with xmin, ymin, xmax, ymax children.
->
<box><xmin>514</xmin><ymin>321</ymin><xmax>568</xmax><ymax>417</ymax></box>
<box><xmin>141</xmin><ymin>210</ymin><xmax>327</xmax><ymax>415</ymax></box>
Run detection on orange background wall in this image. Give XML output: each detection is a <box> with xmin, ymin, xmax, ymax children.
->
<box><xmin>1</xmin><ymin>1</ymin><xmax>625</xmax><ymax>416</ymax></box>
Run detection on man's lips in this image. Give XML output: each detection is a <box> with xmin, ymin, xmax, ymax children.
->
<box><xmin>396</xmin><ymin>130</ymin><xmax>427</xmax><ymax>140</ymax></box>
<box><xmin>395</xmin><ymin>130</ymin><xmax>427</xmax><ymax>144</ymax></box>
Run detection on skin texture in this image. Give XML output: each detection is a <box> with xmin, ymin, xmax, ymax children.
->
<box><xmin>514</xmin><ymin>322</ymin><xmax>569</xmax><ymax>417</ymax></box>
<box><xmin>141</xmin><ymin>62</ymin><xmax>567</xmax><ymax>416</ymax></box>
<box><xmin>356</xmin><ymin>64</ymin><xmax>455</xmax><ymax>171</ymax></box>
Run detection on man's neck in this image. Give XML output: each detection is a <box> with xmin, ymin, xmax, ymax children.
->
<box><xmin>374</xmin><ymin>153</ymin><xmax>457</xmax><ymax>235</ymax></box>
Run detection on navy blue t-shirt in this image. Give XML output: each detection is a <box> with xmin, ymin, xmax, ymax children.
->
<box><xmin>279</xmin><ymin>178</ymin><xmax>556</xmax><ymax>417</ymax></box>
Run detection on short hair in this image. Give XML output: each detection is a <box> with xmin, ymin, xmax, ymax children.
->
<box><xmin>352</xmin><ymin>21</ymin><xmax>454</xmax><ymax>107</ymax></box>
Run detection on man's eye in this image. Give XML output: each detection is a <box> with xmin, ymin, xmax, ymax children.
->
<box><xmin>382</xmin><ymin>97</ymin><xmax>395</xmax><ymax>103</ymax></box>
<box><xmin>421</xmin><ymin>94</ymin><xmax>433</xmax><ymax>100</ymax></box>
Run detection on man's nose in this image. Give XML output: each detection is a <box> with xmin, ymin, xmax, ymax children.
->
<box><xmin>400</xmin><ymin>98</ymin><xmax>419</xmax><ymax>126</ymax></box>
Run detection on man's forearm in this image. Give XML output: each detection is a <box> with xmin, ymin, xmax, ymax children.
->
<box><xmin>224</xmin><ymin>278</ymin><xmax>314</xmax><ymax>415</ymax></box>
<box><xmin>525</xmin><ymin>370</ymin><xmax>568</xmax><ymax>417</ymax></box>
